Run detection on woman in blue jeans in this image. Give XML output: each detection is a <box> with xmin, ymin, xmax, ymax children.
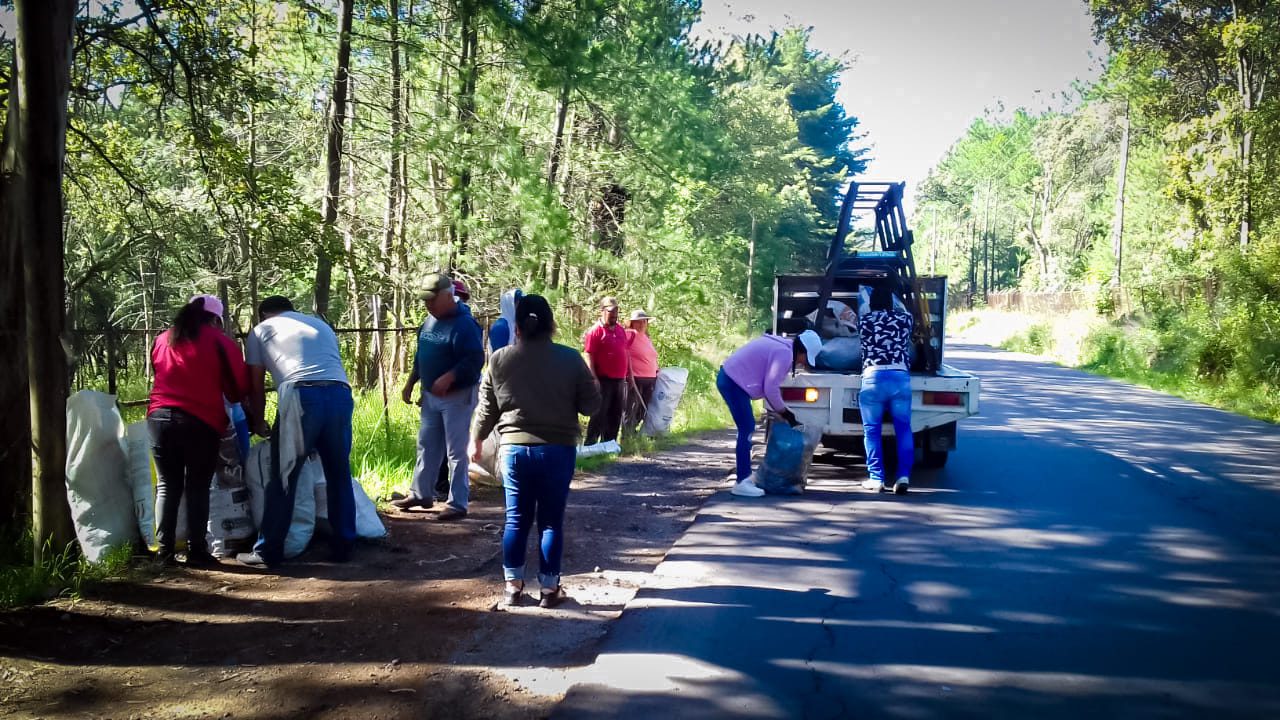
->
<box><xmin>470</xmin><ymin>294</ymin><xmax>602</xmax><ymax>608</ymax></box>
<box><xmin>858</xmin><ymin>283</ymin><xmax>915</xmax><ymax>494</ymax></box>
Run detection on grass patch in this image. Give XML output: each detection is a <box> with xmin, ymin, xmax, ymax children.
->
<box><xmin>956</xmin><ymin>309</ymin><xmax>1280</xmax><ymax>424</ymax></box>
<box><xmin>0</xmin><ymin>533</ymin><xmax>137</xmax><ymax>610</ymax></box>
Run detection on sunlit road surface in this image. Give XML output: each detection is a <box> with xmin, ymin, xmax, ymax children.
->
<box><xmin>554</xmin><ymin>344</ymin><xmax>1280</xmax><ymax>719</ymax></box>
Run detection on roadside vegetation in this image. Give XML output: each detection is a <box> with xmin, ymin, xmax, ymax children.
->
<box><xmin>955</xmin><ymin>306</ymin><xmax>1280</xmax><ymax>425</ymax></box>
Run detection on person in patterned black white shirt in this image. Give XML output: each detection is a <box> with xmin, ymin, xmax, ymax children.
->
<box><xmin>858</xmin><ymin>283</ymin><xmax>915</xmax><ymax>494</ymax></box>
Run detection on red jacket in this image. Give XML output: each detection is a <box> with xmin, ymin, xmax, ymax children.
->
<box><xmin>148</xmin><ymin>326</ymin><xmax>250</xmax><ymax>434</ymax></box>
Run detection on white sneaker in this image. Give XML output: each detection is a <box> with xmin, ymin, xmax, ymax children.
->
<box><xmin>731</xmin><ymin>476</ymin><xmax>765</xmax><ymax>497</ymax></box>
<box><xmin>893</xmin><ymin>477</ymin><xmax>910</xmax><ymax>495</ymax></box>
<box><xmin>862</xmin><ymin>479</ymin><xmax>887</xmax><ymax>492</ymax></box>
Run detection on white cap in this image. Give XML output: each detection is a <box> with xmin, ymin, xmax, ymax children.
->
<box><xmin>797</xmin><ymin>330</ymin><xmax>822</xmax><ymax>366</ymax></box>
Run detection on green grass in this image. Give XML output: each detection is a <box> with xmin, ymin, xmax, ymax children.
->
<box><xmin>955</xmin><ymin>309</ymin><xmax>1280</xmax><ymax>424</ymax></box>
<box><xmin>0</xmin><ymin>532</ymin><xmax>137</xmax><ymax>609</ymax></box>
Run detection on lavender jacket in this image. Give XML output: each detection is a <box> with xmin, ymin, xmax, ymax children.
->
<box><xmin>722</xmin><ymin>334</ymin><xmax>796</xmax><ymax>412</ymax></box>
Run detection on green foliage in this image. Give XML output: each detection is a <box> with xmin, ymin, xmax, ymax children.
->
<box><xmin>0</xmin><ymin>534</ymin><xmax>135</xmax><ymax>610</ymax></box>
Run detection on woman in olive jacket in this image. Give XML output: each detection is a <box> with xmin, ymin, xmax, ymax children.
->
<box><xmin>470</xmin><ymin>294</ymin><xmax>602</xmax><ymax>608</ymax></box>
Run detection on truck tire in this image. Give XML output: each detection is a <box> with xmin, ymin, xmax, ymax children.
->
<box><xmin>919</xmin><ymin>447</ymin><xmax>949</xmax><ymax>469</ymax></box>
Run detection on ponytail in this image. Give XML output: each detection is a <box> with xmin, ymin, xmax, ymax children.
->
<box><xmin>515</xmin><ymin>294</ymin><xmax>555</xmax><ymax>342</ymax></box>
<box><xmin>171</xmin><ymin>297</ymin><xmax>212</xmax><ymax>342</ymax></box>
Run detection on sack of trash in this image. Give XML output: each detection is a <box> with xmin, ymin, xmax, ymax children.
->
<box><xmin>313</xmin><ymin>469</ymin><xmax>388</xmax><ymax>539</ymax></box>
<box><xmin>816</xmin><ymin>336</ymin><xmax>862</xmax><ymax>371</ymax></box>
<box><xmin>245</xmin><ymin>440</ymin><xmax>317</xmax><ymax>559</ymax></box>
<box><xmin>209</xmin><ymin>421</ymin><xmax>255</xmax><ymax>557</ymax></box>
<box><xmin>756</xmin><ymin>420</ymin><xmax>824</xmax><ymax>495</ymax></box>
<box><xmin>578</xmin><ymin>440</ymin><xmax>622</xmax><ymax>457</ymax></box>
<box><xmin>806</xmin><ymin>300</ymin><xmax>858</xmax><ymax>338</ymax></box>
<box><xmin>643</xmin><ymin>367</ymin><xmax>688</xmax><ymax>436</ymax></box>
<box><xmin>65</xmin><ymin>391</ymin><xmax>139</xmax><ymax>561</ymax></box>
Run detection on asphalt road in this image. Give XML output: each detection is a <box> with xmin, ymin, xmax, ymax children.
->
<box><xmin>554</xmin><ymin>343</ymin><xmax>1280</xmax><ymax>719</ymax></box>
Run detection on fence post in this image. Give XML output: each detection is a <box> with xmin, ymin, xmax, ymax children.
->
<box><xmin>106</xmin><ymin>325</ymin><xmax>118</xmax><ymax>396</ymax></box>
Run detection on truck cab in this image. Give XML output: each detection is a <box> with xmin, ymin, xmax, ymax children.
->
<box><xmin>772</xmin><ymin>181</ymin><xmax>980</xmax><ymax>468</ymax></box>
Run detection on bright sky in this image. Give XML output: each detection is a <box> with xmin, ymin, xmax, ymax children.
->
<box><xmin>694</xmin><ymin>0</ymin><xmax>1105</xmax><ymax>215</ymax></box>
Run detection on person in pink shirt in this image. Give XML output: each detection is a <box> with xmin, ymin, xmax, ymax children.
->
<box><xmin>623</xmin><ymin>309</ymin><xmax>659</xmax><ymax>434</ymax></box>
<box><xmin>582</xmin><ymin>296</ymin><xmax>629</xmax><ymax>445</ymax></box>
<box><xmin>717</xmin><ymin>330</ymin><xmax>822</xmax><ymax>497</ymax></box>
<box><xmin>148</xmin><ymin>294</ymin><xmax>252</xmax><ymax>566</ymax></box>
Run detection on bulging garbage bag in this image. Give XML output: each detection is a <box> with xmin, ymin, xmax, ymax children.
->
<box><xmin>643</xmin><ymin>367</ymin><xmax>688</xmax><ymax>436</ymax></box>
<box><xmin>65</xmin><ymin>391</ymin><xmax>138</xmax><ymax>561</ymax></box>
<box><xmin>756</xmin><ymin>421</ymin><xmax>824</xmax><ymax>495</ymax></box>
<box><xmin>816</xmin><ymin>337</ymin><xmax>862</xmax><ymax>371</ymax></box>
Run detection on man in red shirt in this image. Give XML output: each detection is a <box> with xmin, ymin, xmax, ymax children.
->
<box><xmin>582</xmin><ymin>296</ymin><xmax>628</xmax><ymax>445</ymax></box>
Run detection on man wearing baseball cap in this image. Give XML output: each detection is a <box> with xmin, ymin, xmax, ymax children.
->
<box><xmin>582</xmin><ymin>296</ymin><xmax>628</xmax><ymax>446</ymax></box>
<box><xmin>395</xmin><ymin>272</ymin><xmax>484</xmax><ymax>520</ymax></box>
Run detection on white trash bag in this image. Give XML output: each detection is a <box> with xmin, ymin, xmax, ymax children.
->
<box><xmin>577</xmin><ymin>440</ymin><xmax>622</xmax><ymax>458</ymax></box>
<box><xmin>123</xmin><ymin>421</ymin><xmax>156</xmax><ymax>549</ymax></box>
<box><xmin>244</xmin><ymin>440</ymin><xmax>317</xmax><ymax>559</ymax></box>
<box><xmin>313</xmin><ymin>468</ymin><xmax>387</xmax><ymax>540</ymax></box>
<box><xmin>643</xmin><ymin>367</ymin><xmax>689</xmax><ymax>436</ymax></box>
<box><xmin>65</xmin><ymin>391</ymin><xmax>138</xmax><ymax>562</ymax></box>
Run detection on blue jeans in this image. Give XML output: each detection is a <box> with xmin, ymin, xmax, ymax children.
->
<box><xmin>859</xmin><ymin>369</ymin><xmax>914</xmax><ymax>484</ymax></box>
<box><xmin>254</xmin><ymin>384</ymin><xmax>357</xmax><ymax>563</ymax></box>
<box><xmin>500</xmin><ymin>443</ymin><xmax>576</xmax><ymax>589</ymax></box>
<box><xmin>717</xmin><ymin>367</ymin><xmax>755</xmax><ymax>482</ymax></box>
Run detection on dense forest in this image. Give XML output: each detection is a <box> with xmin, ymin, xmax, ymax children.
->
<box><xmin>0</xmin><ymin>1</ymin><xmax>863</xmax><ymax>559</ymax></box>
<box><xmin>916</xmin><ymin>0</ymin><xmax>1279</xmax><ymax>413</ymax></box>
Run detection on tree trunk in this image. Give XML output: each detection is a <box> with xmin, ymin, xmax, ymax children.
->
<box><xmin>450</xmin><ymin>0</ymin><xmax>479</xmax><ymax>268</ymax></box>
<box><xmin>547</xmin><ymin>81</ymin><xmax>571</xmax><ymax>187</ymax></box>
<box><xmin>342</xmin><ymin>127</ymin><xmax>366</xmax><ymax>387</ymax></box>
<box><xmin>747</xmin><ymin>214</ymin><xmax>757</xmax><ymax>307</ymax></box>
<box><xmin>380</xmin><ymin>0</ymin><xmax>403</xmax><ymax>387</ymax></box>
<box><xmin>0</xmin><ymin>52</ymin><xmax>30</xmax><ymax>545</ymax></box>
<box><xmin>16</xmin><ymin>0</ymin><xmax>77</xmax><ymax>564</ymax></box>
<box><xmin>1110</xmin><ymin>100</ymin><xmax>1130</xmax><ymax>287</ymax></box>
<box><xmin>314</xmin><ymin>0</ymin><xmax>354</xmax><ymax>319</ymax></box>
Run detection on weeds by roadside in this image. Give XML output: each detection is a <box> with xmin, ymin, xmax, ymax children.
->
<box><xmin>0</xmin><ymin>533</ymin><xmax>136</xmax><ymax>609</ymax></box>
<box><xmin>953</xmin><ymin>309</ymin><xmax>1280</xmax><ymax>424</ymax></box>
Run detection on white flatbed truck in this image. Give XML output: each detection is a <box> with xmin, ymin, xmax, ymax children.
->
<box><xmin>773</xmin><ymin>181</ymin><xmax>980</xmax><ymax>469</ymax></box>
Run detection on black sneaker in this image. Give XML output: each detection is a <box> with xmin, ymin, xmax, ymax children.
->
<box><xmin>185</xmin><ymin>551</ymin><xmax>220</xmax><ymax>568</ymax></box>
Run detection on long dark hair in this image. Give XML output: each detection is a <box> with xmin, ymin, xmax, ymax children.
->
<box><xmin>515</xmin><ymin>294</ymin><xmax>555</xmax><ymax>342</ymax></box>
<box><xmin>170</xmin><ymin>297</ymin><xmax>214</xmax><ymax>342</ymax></box>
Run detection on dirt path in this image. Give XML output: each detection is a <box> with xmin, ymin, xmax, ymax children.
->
<box><xmin>0</xmin><ymin>432</ymin><xmax>735</xmax><ymax>720</ymax></box>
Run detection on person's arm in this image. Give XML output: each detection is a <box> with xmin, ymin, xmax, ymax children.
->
<box><xmin>434</xmin><ymin>316</ymin><xmax>484</xmax><ymax>397</ymax></box>
<box><xmin>583</xmin><ymin>325</ymin><xmax>601</xmax><ymax>379</ymax></box>
<box><xmin>402</xmin><ymin>324</ymin><xmax>422</xmax><ymax>403</ymax></box>
<box><xmin>241</xmin><ymin>329</ymin><xmax>270</xmax><ymax>435</ymax></box>
<box><xmin>469</xmin><ymin>363</ymin><xmax>500</xmax><ymax>461</ymax></box>
<box><xmin>761</xmin><ymin>350</ymin><xmax>791</xmax><ymax>413</ymax></box>
<box><xmin>576</xmin><ymin>354</ymin><xmax>604</xmax><ymax>418</ymax></box>
<box><xmin>249</xmin><ymin>364</ymin><xmax>269</xmax><ymax>436</ymax></box>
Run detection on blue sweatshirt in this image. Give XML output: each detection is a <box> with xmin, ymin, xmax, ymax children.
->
<box><xmin>414</xmin><ymin>303</ymin><xmax>484</xmax><ymax>391</ymax></box>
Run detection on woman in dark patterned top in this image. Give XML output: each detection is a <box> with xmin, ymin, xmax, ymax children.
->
<box><xmin>858</xmin><ymin>284</ymin><xmax>915</xmax><ymax>494</ymax></box>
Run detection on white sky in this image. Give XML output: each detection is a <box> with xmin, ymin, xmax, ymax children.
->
<box><xmin>694</xmin><ymin>0</ymin><xmax>1105</xmax><ymax>215</ymax></box>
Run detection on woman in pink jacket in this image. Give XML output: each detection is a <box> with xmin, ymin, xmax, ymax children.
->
<box><xmin>717</xmin><ymin>330</ymin><xmax>822</xmax><ymax>497</ymax></box>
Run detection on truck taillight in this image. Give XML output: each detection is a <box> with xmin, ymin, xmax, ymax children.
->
<box><xmin>782</xmin><ymin>387</ymin><xmax>820</xmax><ymax>403</ymax></box>
<box><xmin>922</xmin><ymin>391</ymin><xmax>964</xmax><ymax>406</ymax></box>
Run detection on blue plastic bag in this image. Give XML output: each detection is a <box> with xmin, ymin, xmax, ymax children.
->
<box><xmin>757</xmin><ymin>421</ymin><xmax>823</xmax><ymax>495</ymax></box>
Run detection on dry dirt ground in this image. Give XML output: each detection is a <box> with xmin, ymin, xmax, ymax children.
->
<box><xmin>0</xmin><ymin>432</ymin><xmax>738</xmax><ymax>720</ymax></box>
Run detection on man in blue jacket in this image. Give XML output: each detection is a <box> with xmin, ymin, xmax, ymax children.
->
<box><xmin>395</xmin><ymin>273</ymin><xmax>484</xmax><ymax>520</ymax></box>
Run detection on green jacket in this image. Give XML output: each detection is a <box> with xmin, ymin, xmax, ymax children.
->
<box><xmin>473</xmin><ymin>339</ymin><xmax>602</xmax><ymax>447</ymax></box>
